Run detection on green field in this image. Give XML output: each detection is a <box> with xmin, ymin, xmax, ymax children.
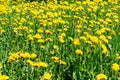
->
<box><xmin>0</xmin><ymin>0</ymin><xmax>120</xmax><ymax>80</ymax></box>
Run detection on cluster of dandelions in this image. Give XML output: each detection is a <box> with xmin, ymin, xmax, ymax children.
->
<box><xmin>0</xmin><ymin>0</ymin><xmax>120</xmax><ymax>79</ymax></box>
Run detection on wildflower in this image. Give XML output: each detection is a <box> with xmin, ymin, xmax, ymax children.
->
<box><xmin>18</xmin><ymin>33</ymin><xmax>23</xmax><ymax>36</ymax></box>
<box><xmin>106</xmin><ymin>18</ymin><xmax>112</xmax><ymax>22</ymax></box>
<box><xmin>79</xmin><ymin>36</ymin><xmax>86</xmax><ymax>41</ymax></box>
<box><xmin>86</xmin><ymin>41</ymin><xmax>92</xmax><ymax>45</ymax></box>
<box><xmin>68</xmin><ymin>37</ymin><xmax>73</xmax><ymax>41</ymax></box>
<box><xmin>96</xmin><ymin>73</ymin><xmax>107</xmax><ymax>80</ymax></box>
<box><xmin>115</xmin><ymin>19</ymin><xmax>119</xmax><ymax>22</ymax></box>
<box><xmin>73</xmin><ymin>38</ymin><xmax>80</xmax><ymax>45</ymax></box>
<box><xmin>107</xmin><ymin>36</ymin><xmax>112</xmax><ymax>40</ymax></box>
<box><xmin>76</xmin><ymin>29</ymin><xmax>81</xmax><ymax>33</ymax></box>
<box><xmin>89</xmin><ymin>36</ymin><xmax>98</xmax><ymax>44</ymax></box>
<box><xmin>0</xmin><ymin>29</ymin><xmax>5</xmax><ymax>34</ymax></box>
<box><xmin>30</xmin><ymin>53</ymin><xmax>37</xmax><ymax>58</ymax></box>
<box><xmin>0</xmin><ymin>75</ymin><xmax>9</xmax><ymax>80</ymax></box>
<box><xmin>51</xmin><ymin>56</ymin><xmax>59</xmax><ymax>61</ymax></box>
<box><xmin>20</xmin><ymin>18</ymin><xmax>26</xmax><ymax>23</ymax></box>
<box><xmin>112</xmin><ymin>63</ymin><xmax>119</xmax><ymax>71</ymax></box>
<box><xmin>63</xmin><ymin>28</ymin><xmax>68</xmax><ymax>31</ymax></box>
<box><xmin>59</xmin><ymin>60</ymin><xmax>66</xmax><ymax>65</ymax></box>
<box><xmin>91</xmin><ymin>45</ymin><xmax>96</xmax><ymax>49</ymax></box>
<box><xmin>33</xmin><ymin>62</ymin><xmax>48</xmax><ymax>67</ymax></box>
<box><xmin>57</xmin><ymin>29</ymin><xmax>62</xmax><ymax>32</ymax></box>
<box><xmin>9</xmin><ymin>53</ymin><xmax>19</xmax><ymax>60</ymax></box>
<box><xmin>53</xmin><ymin>45</ymin><xmax>59</xmax><ymax>49</ymax></box>
<box><xmin>116</xmin><ymin>53</ymin><xmax>120</xmax><ymax>59</ymax></box>
<box><xmin>27</xmin><ymin>60</ymin><xmax>34</xmax><ymax>66</ymax></box>
<box><xmin>101</xmin><ymin>44</ymin><xmax>109</xmax><ymax>54</ymax></box>
<box><xmin>116</xmin><ymin>56</ymin><xmax>120</xmax><ymax>59</ymax></box>
<box><xmin>37</xmin><ymin>28</ymin><xmax>43</xmax><ymax>33</ymax></box>
<box><xmin>34</xmin><ymin>33</ymin><xmax>42</xmax><ymax>39</ymax></box>
<box><xmin>59</xmin><ymin>38</ymin><xmax>65</xmax><ymax>43</ymax></box>
<box><xmin>45</xmin><ymin>30</ymin><xmax>52</xmax><ymax>35</ymax></box>
<box><xmin>116</xmin><ymin>53</ymin><xmax>119</xmax><ymax>57</ymax></box>
<box><xmin>38</xmin><ymin>39</ymin><xmax>44</xmax><ymax>43</ymax></box>
<box><xmin>43</xmin><ymin>73</ymin><xmax>51</xmax><ymax>80</ymax></box>
<box><xmin>39</xmin><ymin>62</ymin><xmax>48</xmax><ymax>67</ymax></box>
<box><xmin>20</xmin><ymin>52</ymin><xmax>31</xmax><ymax>58</ymax></box>
<box><xmin>50</xmin><ymin>50</ymin><xmax>54</xmax><ymax>54</ymax></box>
<box><xmin>61</xmin><ymin>33</ymin><xmax>66</xmax><ymax>37</ymax></box>
<box><xmin>75</xmin><ymin>49</ymin><xmax>83</xmax><ymax>55</ymax></box>
<box><xmin>48</xmin><ymin>22</ymin><xmax>52</xmax><ymax>26</ymax></box>
<box><xmin>111</xmin><ymin>30</ymin><xmax>116</xmax><ymax>35</ymax></box>
<box><xmin>45</xmin><ymin>38</ymin><xmax>52</xmax><ymax>42</ymax></box>
<box><xmin>28</xmin><ymin>34</ymin><xmax>33</xmax><ymax>41</ymax></box>
<box><xmin>40</xmin><ymin>46</ymin><xmax>45</xmax><ymax>49</ymax></box>
<box><xmin>28</xmin><ymin>22</ymin><xmax>33</xmax><ymax>26</ymax></box>
<box><xmin>99</xmin><ymin>35</ymin><xmax>108</xmax><ymax>43</ymax></box>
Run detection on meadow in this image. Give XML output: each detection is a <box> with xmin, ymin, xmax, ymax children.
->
<box><xmin>0</xmin><ymin>0</ymin><xmax>120</xmax><ymax>80</ymax></box>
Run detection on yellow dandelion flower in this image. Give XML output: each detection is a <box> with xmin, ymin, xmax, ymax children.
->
<box><xmin>61</xmin><ymin>33</ymin><xmax>66</xmax><ymax>37</ymax></box>
<box><xmin>116</xmin><ymin>56</ymin><xmax>120</xmax><ymax>59</ymax></box>
<box><xmin>1</xmin><ymin>29</ymin><xmax>5</xmax><ymax>34</ymax></box>
<box><xmin>63</xmin><ymin>28</ymin><xmax>68</xmax><ymax>31</ymax></box>
<box><xmin>28</xmin><ymin>22</ymin><xmax>33</xmax><ymax>26</ymax></box>
<box><xmin>40</xmin><ymin>46</ymin><xmax>45</xmax><ymax>49</ymax></box>
<box><xmin>45</xmin><ymin>30</ymin><xmax>52</xmax><ymax>35</ymax></box>
<box><xmin>79</xmin><ymin>36</ymin><xmax>86</xmax><ymax>41</ymax></box>
<box><xmin>111</xmin><ymin>30</ymin><xmax>116</xmax><ymax>35</ymax></box>
<box><xmin>29</xmin><ymin>29</ymin><xmax>33</xmax><ymax>33</ymax></box>
<box><xmin>76</xmin><ymin>29</ymin><xmax>81</xmax><ymax>33</ymax></box>
<box><xmin>57</xmin><ymin>29</ymin><xmax>62</xmax><ymax>32</ymax></box>
<box><xmin>59</xmin><ymin>60</ymin><xmax>67</xmax><ymax>65</ymax></box>
<box><xmin>116</xmin><ymin>53</ymin><xmax>119</xmax><ymax>57</ymax></box>
<box><xmin>43</xmin><ymin>73</ymin><xmax>51</xmax><ymax>80</ymax></box>
<box><xmin>9</xmin><ymin>53</ymin><xmax>19</xmax><ymax>60</ymax></box>
<box><xmin>0</xmin><ymin>75</ymin><xmax>9</xmax><ymax>80</ymax></box>
<box><xmin>34</xmin><ymin>33</ymin><xmax>42</xmax><ymax>39</ymax></box>
<box><xmin>112</xmin><ymin>63</ymin><xmax>119</xmax><ymax>71</ymax></box>
<box><xmin>53</xmin><ymin>45</ymin><xmax>59</xmax><ymax>49</ymax></box>
<box><xmin>86</xmin><ymin>41</ymin><xmax>92</xmax><ymax>45</ymax></box>
<box><xmin>73</xmin><ymin>38</ymin><xmax>80</xmax><ymax>45</ymax></box>
<box><xmin>30</xmin><ymin>53</ymin><xmax>37</xmax><ymax>58</ymax></box>
<box><xmin>33</xmin><ymin>62</ymin><xmax>48</xmax><ymax>67</ymax></box>
<box><xmin>38</xmin><ymin>39</ymin><xmax>44</xmax><ymax>43</ymax></box>
<box><xmin>107</xmin><ymin>36</ymin><xmax>112</xmax><ymax>40</ymax></box>
<box><xmin>101</xmin><ymin>44</ymin><xmax>109</xmax><ymax>54</ymax></box>
<box><xmin>68</xmin><ymin>37</ymin><xmax>73</xmax><ymax>41</ymax></box>
<box><xmin>27</xmin><ymin>60</ymin><xmax>34</xmax><ymax>66</ymax></box>
<box><xmin>20</xmin><ymin>52</ymin><xmax>31</xmax><ymax>58</ymax></box>
<box><xmin>99</xmin><ymin>35</ymin><xmax>108</xmax><ymax>43</ymax></box>
<box><xmin>75</xmin><ymin>49</ymin><xmax>83</xmax><ymax>55</ymax></box>
<box><xmin>45</xmin><ymin>38</ymin><xmax>52</xmax><ymax>42</ymax></box>
<box><xmin>50</xmin><ymin>50</ymin><xmax>54</xmax><ymax>54</ymax></box>
<box><xmin>28</xmin><ymin>34</ymin><xmax>33</xmax><ymax>41</ymax></box>
<box><xmin>59</xmin><ymin>38</ymin><xmax>65</xmax><ymax>43</ymax></box>
<box><xmin>96</xmin><ymin>73</ymin><xmax>107</xmax><ymax>80</ymax></box>
<box><xmin>51</xmin><ymin>56</ymin><xmax>59</xmax><ymax>61</ymax></box>
<box><xmin>37</xmin><ymin>28</ymin><xmax>43</xmax><ymax>33</ymax></box>
<box><xmin>89</xmin><ymin>36</ymin><xmax>98</xmax><ymax>44</ymax></box>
